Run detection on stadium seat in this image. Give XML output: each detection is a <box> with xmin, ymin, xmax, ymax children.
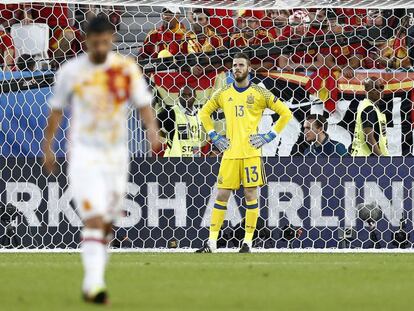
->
<box><xmin>10</xmin><ymin>23</ymin><xmax>50</xmax><ymax>70</ymax></box>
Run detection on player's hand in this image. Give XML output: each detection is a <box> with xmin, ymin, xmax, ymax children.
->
<box><xmin>43</xmin><ymin>149</ymin><xmax>57</xmax><ymax>174</ymax></box>
<box><xmin>148</xmin><ymin>130</ymin><xmax>162</xmax><ymax>154</ymax></box>
<box><xmin>208</xmin><ymin>131</ymin><xmax>230</xmax><ymax>153</ymax></box>
<box><xmin>249</xmin><ymin>131</ymin><xmax>277</xmax><ymax>149</ymax></box>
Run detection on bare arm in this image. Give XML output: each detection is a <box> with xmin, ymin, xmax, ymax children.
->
<box><xmin>42</xmin><ymin>109</ymin><xmax>63</xmax><ymax>173</ymax></box>
<box><xmin>139</xmin><ymin>105</ymin><xmax>161</xmax><ymax>152</ymax></box>
<box><xmin>3</xmin><ymin>47</ymin><xmax>14</xmax><ymax>71</ymax></box>
<box><xmin>363</xmin><ymin>127</ymin><xmax>383</xmax><ymax>156</ymax></box>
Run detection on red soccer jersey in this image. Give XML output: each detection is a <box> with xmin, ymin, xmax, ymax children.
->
<box><xmin>0</xmin><ymin>30</ymin><xmax>14</xmax><ymax>68</ymax></box>
<box><xmin>207</xmin><ymin>8</ymin><xmax>234</xmax><ymax>36</ymax></box>
<box><xmin>140</xmin><ymin>23</ymin><xmax>187</xmax><ymax>59</ymax></box>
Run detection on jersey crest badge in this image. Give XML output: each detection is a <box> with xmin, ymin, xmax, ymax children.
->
<box><xmin>247</xmin><ymin>94</ymin><xmax>254</xmax><ymax>106</ymax></box>
<box><xmin>247</xmin><ymin>94</ymin><xmax>254</xmax><ymax>109</ymax></box>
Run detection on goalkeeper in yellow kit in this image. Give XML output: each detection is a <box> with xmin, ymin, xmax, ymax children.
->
<box><xmin>196</xmin><ymin>52</ymin><xmax>292</xmax><ymax>253</ymax></box>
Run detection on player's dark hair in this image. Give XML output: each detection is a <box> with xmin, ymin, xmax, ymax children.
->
<box><xmin>86</xmin><ymin>15</ymin><xmax>115</xmax><ymax>36</ymax></box>
<box><xmin>234</xmin><ymin>52</ymin><xmax>251</xmax><ymax>64</ymax></box>
<box><xmin>306</xmin><ymin>114</ymin><xmax>327</xmax><ymax>132</ymax></box>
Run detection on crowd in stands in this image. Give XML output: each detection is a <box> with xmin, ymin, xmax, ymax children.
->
<box><xmin>0</xmin><ymin>5</ymin><xmax>409</xmax><ymax>74</ymax></box>
<box><xmin>138</xmin><ymin>7</ymin><xmax>412</xmax><ymax>74</ymax></box>
<box><xmin>0</xmin><ymin>3</ymin><xmax>120</xmax><ymax>71</ymax></box>
<box><xmin>136</xmin><ymin>6</ymin><xmax>413</xmax><ymax>156</ymax></box>
<box><xmin>0</xmin><ymin>5</ymin><xmax>410</xmax><ymax>72</ymax></box>
<box><xmin>1</xmin><ymin>4</ymin><xmax>413</xmax><ymax>156</ymax></box>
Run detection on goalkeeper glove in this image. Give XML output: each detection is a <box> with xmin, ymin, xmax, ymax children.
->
<box><xmin>209</xmin><ymin>130</ymin><xmax>230</xmax><ymax>152</ymax></box>
<box><xmin>249</xmin><ymin>130</ymin><xmax>277</xmax><ymax>149</ymax></box>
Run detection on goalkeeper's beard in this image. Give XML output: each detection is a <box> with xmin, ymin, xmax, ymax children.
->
<box><xmin>234</xmin><ymin>71</ymin><xmax>249</xmax><ymax>83</ymax></box>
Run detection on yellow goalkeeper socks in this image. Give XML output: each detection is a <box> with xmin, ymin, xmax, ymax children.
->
<box><xmin>208</xmin><ymin>200</ymin><xmax>227</xmax><ymax>241</ymax></box>
<box><xmin>244</xmin><ymin>199</ymin><xmax>259</xmax><ymax>245</ymax></box>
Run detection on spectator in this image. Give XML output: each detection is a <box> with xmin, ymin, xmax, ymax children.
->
<box><xmin>266</xmin><ymin>9</ymin><xmax>290</xmax><ymax>38</ymax></box>
<box><xmin>185</xmin><ymin>8</ymin><xmax>224</xmax><ymax>76</ymax></box>
<box><xmin>16</xmin><ymin>54</ymin><xmax>35</xmax><ymax>71</ymax></box>
<box><xmin>406</xmin><ymin>9</ymin><xmax>414</xmax><ymax>65</ymax></box>
<box><xmin>370</xmin><ymin>14</ymin><xmax>411</xmax><ymax>70</ymax></box>
<box><xmin>351</xmin><ymin>77</ymin><xmax>389</xmax><ymax>156</ymax></box>
<box><xmin>0</xmin><ymin>26</ymin><xmax>15</xmax><ymax>71</ymax></box>
<box><xmin>230</xmin><ymin>10</ymin><xmax>275</xmax><ymax>71</ymax></box>
<box><xmin>353</xmin><ymin>9</ymin><xmax>407</xmax><ymax>70</ymax></box>
<box><xmin>277</xmin><ymin>10</ymin><xmax>326</xmax><ymax>72</ymax></box>
<box><xmin>231</xmin><ymin>10</ymin><xmax>274</xmax><ymax>47</ymax></box>
<box><xmin>187</xmin><ymin>7</ymin><xmax>234</xmax><ymax>38</ymax></box>
<box><xmin>158</xmin><ymin>86</ymin><xmax>203</xmax><ymax>157</ymax></box>
<box><xmin>139</xmin><ymin>6</ymin><xmax>187</xmax><ymax>59</ymax></box>
<box><xmin>304</xmin><ymin>114</ymin><xmax>348</xmax><ymax>156</ymax></box>
<box><xmin>186</xmin><ymin>8</ymin><xmax>223</xmax><ymax>54</ymax></box>
<box><xmin>309</xmin><ymin>9</ymin><xmax>342</xmax><ymax>34</ymax></box>
<box><xmin>310</xmin><ymin>9</ymin><xmax>360</xmax><ymax>78</ymax></box>
<box><xmin>22</xmin><ymin>3</ymin><xmax>83</xmax><ymax>68</ymax></box>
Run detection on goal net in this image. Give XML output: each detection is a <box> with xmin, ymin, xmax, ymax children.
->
<box><xmin>1</xmin><ymin>0</ymin><xmax>414</xmax><ymax>251</ymax></box>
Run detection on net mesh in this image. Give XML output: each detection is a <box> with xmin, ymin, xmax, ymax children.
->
<box><xmin>1</xmin><ymin>1</ymin><xmax>414</xmax><ymax>250</ymax></box>
<box><xmin>4</xmin><ymin>0</ymin><xmax>414</xmax><ymax>9</ymax></box>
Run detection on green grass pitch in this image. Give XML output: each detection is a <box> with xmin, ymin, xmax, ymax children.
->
<box><xmin>0</xmin><ymin>253</ymin><xmax>412</xmax><ymax>311</ymax></box>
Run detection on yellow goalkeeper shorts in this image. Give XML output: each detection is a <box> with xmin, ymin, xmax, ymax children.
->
<box><xmin>217</xmin><ymin>157</ymin><xmax>266</xmax><ymax>190</ymax></box>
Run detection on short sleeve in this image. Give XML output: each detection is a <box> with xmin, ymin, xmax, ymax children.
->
<box><xmin>129</xmin><ymin>61</ymin><xmax>152</xmax><ymax>108</ymax></box>
<box><xmin>48</xmin><ymin>64</ymin><xmax>72</xmax><ymax>110</ymax></box>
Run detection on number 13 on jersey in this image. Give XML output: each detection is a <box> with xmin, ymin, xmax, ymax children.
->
<box><xmin>217</xmin><ymin>157</ymin><xmax>265</xmax><ymax>189</ymax></box>
<box><xmin>235</xmin><ymin>105</ymin><xmax>244</xmax><ymax>117</ymax></box>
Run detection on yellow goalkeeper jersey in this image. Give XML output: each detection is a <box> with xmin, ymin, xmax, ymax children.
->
<box><xmin>199</xmin><ymin>82</ymin><xmax>292</xmax><ymax>159</ymax></box>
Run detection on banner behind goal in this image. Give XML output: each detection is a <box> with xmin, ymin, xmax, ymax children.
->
<box><xmin>1</xmin><ymin>1</ymin><xmax>414</xmax><ymax>250</ymax></box>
